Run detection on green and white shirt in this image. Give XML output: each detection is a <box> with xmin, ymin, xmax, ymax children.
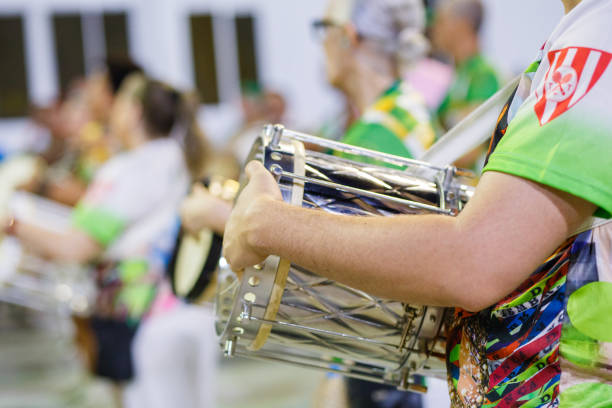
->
<box><xmin>340</xmin><ymin>80</ymin><xmax>435</xmax><ymax>161</ymax></box>
<box><xmin>73</xmin><ymin>138</ymin><xmax>189</xmax><ymax>323</ymax></box>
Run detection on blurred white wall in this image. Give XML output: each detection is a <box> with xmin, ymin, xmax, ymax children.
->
<box><xmin>482</xmin><ymin>0</ymin><xmax>564</xmax><ymax>76</ymax></box>
<box><xmin>0</xmin><ymin>0</ymin><xmax>565</xmax><ymax>148</ymax></box>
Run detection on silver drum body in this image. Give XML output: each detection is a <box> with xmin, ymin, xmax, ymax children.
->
<box><xmin>215</xmin><ymin>125</ymin><xmax>473</xmax><ymax>391</ymax></box>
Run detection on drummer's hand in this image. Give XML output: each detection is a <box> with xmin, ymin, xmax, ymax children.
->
<box><xmin>223</xmin><ymin>161</ymin><xmax>282</xmax><ymax>272</ymax></box>
<box><xmin>0</xmin><ymin>212</ymin><xmax>16</xmax><ymax>236</ymax></box>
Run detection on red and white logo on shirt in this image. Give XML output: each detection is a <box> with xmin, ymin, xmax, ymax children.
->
<box><xmin>535</xmin><ymin>47</ymin><xmax>612</xmax><ymax>126</ymax></box>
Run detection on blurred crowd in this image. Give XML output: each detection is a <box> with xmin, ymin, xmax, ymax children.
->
<box><xmin>0</xmin><ymin>0</ymin><xmax>502</xmax><ymax>407</ymax></box>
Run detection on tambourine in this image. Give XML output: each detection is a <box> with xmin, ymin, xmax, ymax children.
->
<box><xmin>169</xmin><ymin>178</ymin><xmax>239</xmax><ymax>304</ymax></box>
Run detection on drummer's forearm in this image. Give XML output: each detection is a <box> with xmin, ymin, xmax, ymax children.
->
<box><xmin>253</xmin><ymin>199</ymin><xmax>469</xmax><ymax>308</ymax></box>
<box><xmin>250</xmin><ymin>172</ymin><xmax>594</xmax><ymax>312</ymax></box>
<box><xmin>13</xmin><ymin>221</ymin><xmax>101</xmax><ymax>263</ymax></box>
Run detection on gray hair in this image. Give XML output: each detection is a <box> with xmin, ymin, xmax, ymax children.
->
<box><xmin>441</xmin><ymin>0</ymin><xmax>484</xmax><ymax>32</ymax></box>
<box><xmin>350</xmin><ymin>0</ymin><xmax>429</xmax><ymax>63</ymax></box>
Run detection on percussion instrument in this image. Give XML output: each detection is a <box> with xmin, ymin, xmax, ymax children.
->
<box><xmin>0</xmin><ymin>155</ymin><xmax>44</xmax><ymax>221</ymax></box>
<box><xmin>0</xmin><ymin>191</ymin><xmax>94</xmax><ymax>315</ymax></box>
<box><xmin>169</xmin><ymin>178</ymin><xmax>239</xmax><ymax>304</ymax></box>
<box><xmin>215</xmin><ymin>124</ymin><xmax>474</xmax><ymax>391</ymax></box>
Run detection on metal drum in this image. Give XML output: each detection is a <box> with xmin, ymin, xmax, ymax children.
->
<box><xmin>0</xmin><ymin>191</ymin><xmax>94</xmax><ymax>315</ymax></box>
<box><xmin>215</xmin><ymin>124</ymin><xmax>473</xmax><ymax>391</ymax></box>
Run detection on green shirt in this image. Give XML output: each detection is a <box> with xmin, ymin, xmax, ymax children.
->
<box><xmin>438</xmin><ymin>53</ymin><xmax>500</xmax><ymax>129</ymax></box>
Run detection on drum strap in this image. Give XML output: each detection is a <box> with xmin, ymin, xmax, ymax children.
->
<box><xmin>571</xmin><ymin>217</ymin><xmax>612</xmax><ymax>237</ymax></box>
<box><xmin>421</xmin><ymin>75</ymin><xmax>521</xmax><ymax>167</ymax></box>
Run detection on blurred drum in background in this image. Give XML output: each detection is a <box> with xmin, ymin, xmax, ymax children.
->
<box><xmin>215</xmin><ymin>124</ymin><xmax>474</xmax><ymax>392</ymax></box>
<box><xmin>169</xmin><ymin>178</ymin><xmax>239</xmax><ymax>304</ymax></box>
<box><xmin>0</xmin><ymin>155</ymin><xmax>94</xmax><ymax>314</ymax></box>
<box><xmin>0</xmin><ymin>155</ymin><xmax>45</xmax><ymax>221</ymax></box>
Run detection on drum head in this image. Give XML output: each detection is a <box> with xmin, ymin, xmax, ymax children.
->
<box><xmin>168</xmin><ymin>228</ymin><xmax>223</xmax><ymax>303</ymax></box>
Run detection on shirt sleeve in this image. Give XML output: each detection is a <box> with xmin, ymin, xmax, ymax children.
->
<box><xmin>72</xmin><ymin>203</ymin><xmax>125</xmax><ymax>247</ymax></box>
<box><xmin>71</xmin><ymin>159</ymin><xmax>130</xmax><ymax>247</ymax></box>
<box><xmin>484</xmin><ymin>20</ymin><xmax>612</xmax><ymax>217</ymax></box>
<box><xmin>72</xmin><ymin>146</ymin><xmax>186</xmax><ymax>246</ymax></box>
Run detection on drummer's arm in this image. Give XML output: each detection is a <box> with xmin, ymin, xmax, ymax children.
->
<box><xmin>8</xmin><ymin>220</ymin><xmax>102</xmax><ymax>263</ymax></box>
<box><xmin>181</xmin><ymin>184</ymin><xmax>233</xmax><ymax>235</ymax></box>
<box><xmin>223</xmin><ymin>162</ymin><xmax>595</xmax><ymax>312</ymax></box>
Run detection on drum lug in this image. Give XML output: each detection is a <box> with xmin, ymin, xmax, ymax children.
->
<box><xmin>262</xmin><ymin>123</ymin><xmax>274</xmax><ymax>139</ymax></box>
<box><xmin>240</xmin><ymin>300</ymin><xmax>253</xmax><ymax>320</ymax></box>
<box><xmin>440</xmin><ymin>165</ymin><xmax>461</xmax><ymax>212</ymax></box>
<box><xmin>224</xmin><ymin>336</ymin><xmax>237</xmax><ymax>358</ymax></box>
<box><xmin>407</xmin><ymin>383</ymin><xmax>428</xmax><ymax>394</ymax></box>
<box><xmin>270</xmin><ymin>164</ymin><xmax>283</xmax><ymax>183</ymax></box>
<box><xmin>270</xmin><ymin>124</ymin><xmax>285</xmax><ymax>149</ymax></box>
<box><xmin>398</xmin><ymin>369</ymin><xmax>429</xmax><ymax>394</ymax></box>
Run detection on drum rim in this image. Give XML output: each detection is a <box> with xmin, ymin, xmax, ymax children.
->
<box><xmin>247</xmin><ymin>138</ymin><xmax>306</xmax><ymax>350</ymax></box>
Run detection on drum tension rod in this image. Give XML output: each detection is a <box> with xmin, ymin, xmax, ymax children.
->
<box><xmin>234</xmin><ymin>349</ymin><xmax>394</xmax><ymax>388</ymax></box>
<box><xmin>268</xmin><ymin>165</ymin><xmax>454</xmax><ymax>215</ymax></box>
<box><xmin>279</xmin><ymin>126</ymin><xmax>448</xmax><ymax>172</ymax></box>
<box><xmin>242</xmin><ymin>312</ymin><xmax>400</xmax><ymax>348</ymax></box>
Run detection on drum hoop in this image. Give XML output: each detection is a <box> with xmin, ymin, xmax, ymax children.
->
<box><xmin>196</xmin><ymin>271</ymin><xmax>218</xmax><ymax>304</ymax></box>
<box><xmin>247</xmin><ymin>140</ymin><xmax>306</xmax><ymax>351</ymax></box>
<box><xmin>247</xmin><ymin>258</ymin><xmax>291</xmax><ymax>351</ymax></box>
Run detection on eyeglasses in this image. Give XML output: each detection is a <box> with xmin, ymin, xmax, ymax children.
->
<box><xmin>310</xmin><ymin>19</ymin><xmax>374</xmax><ymax>46</ymax></box>
<box><xmin>311</xmin><ymin>19</ymin><xmax>343</xmax><ymax>42</ymax></box>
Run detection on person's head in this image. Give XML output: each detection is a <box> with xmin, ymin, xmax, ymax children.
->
<box><xmin>109</xmin><ymin>73</ymin><xmax>145</xmax><ymax>148</ymax></box>
<box><xmin>109</xmin><ymin>75</ymin><xmax>210</xmax><ymax>179</ymax></box>
<box><xmin>85</xmin><ymin>57</ymin><xmax>143</xmax><ymax>122</ymax></box>
<box><xmin>58</xmin><ymin>80</ymin><xmax>93</xmax><ymax>144</ymax></box>
<box><xmin>239</xmin><ymin>82</ymin><xmax>287</xmax><ymax>124</ymax></box>
<box><xmin>240</xmin><ymin>81</ymin><xmax>266</xmax><ymax>123</ymax></box>
<box><xmin>317</xmin><ymin>0</ymin><xmax>428</xmax><ymax>90</ymax></box>
<box><xmin>431</xmin><ymin>0</ymin><xmax>483</xmax><ymax>63</ymax></box>
<box><xmin>263</xmin><ymin>91</ymin><xmax>286</xmax><ymax>124</ymax></box>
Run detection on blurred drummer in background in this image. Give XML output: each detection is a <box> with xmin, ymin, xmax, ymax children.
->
<box><xmin>431</xmin><ymin>0</ymin><xmax>501</xmax><ymax>171</ymax></box>
<box><xmin>226</xmin><ymin>81</ymin><xmax>287</xmax><ymax>167</ymax></box>
<box><xmin>3</xmin><ymin>74</ymin><xmax>211</xmax><ymax>407</ymax></box>
<box><xmin>316</xmin><ymin>0</ymin><xmax>435</xmax><ymax>161</ymax></box>
<box><xmin>28</xmin><ymin>58</ymin><xmax>143</xmax><ymax>206</ymax></box>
